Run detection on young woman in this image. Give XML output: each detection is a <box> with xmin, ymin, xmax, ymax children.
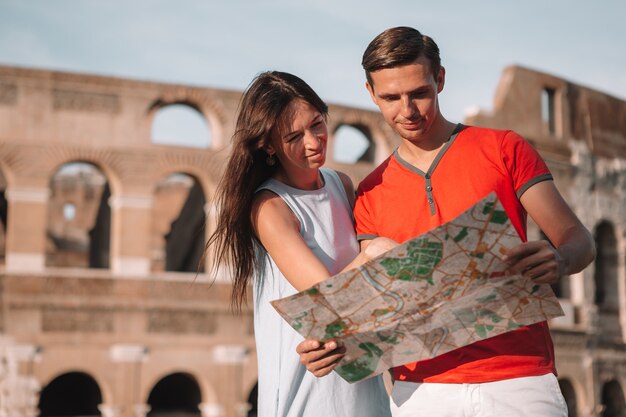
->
<box><xmin>206</xmin><ymin>71</ymin><xmax>391</xmax><ymax>417</ymax></box>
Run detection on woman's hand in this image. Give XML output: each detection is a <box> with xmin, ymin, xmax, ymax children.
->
<box><xmin>296</xmin><ymin>339</ymin><xmax>346</xmax><ymax>377</ymax></box>
<box><xmin>364</xmin><ymin>237</ymin><xmax>399</xmax><ymax>260</ymax></box>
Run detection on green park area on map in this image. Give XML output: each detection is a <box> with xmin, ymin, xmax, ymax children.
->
<box><xmin>271</xmin><ymin>192</ymin><xmax>564</xmax><ymax>383</ymax></box>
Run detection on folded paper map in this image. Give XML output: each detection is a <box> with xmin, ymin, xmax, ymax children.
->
<box><xmin>271</xmin><ymin>192</ymin><xmax>564</xmax><ymax>383</ymax></box>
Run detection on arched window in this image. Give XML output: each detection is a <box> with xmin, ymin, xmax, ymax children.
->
<box><xmin>558</xmin><ymin>379</ymin><xmax>578</xmax><ymax>417</ymax></box>
<box><xmin>148</xmin><ymin>373</ymin><xmax>201</xmax><ymax>417</ymax></box>
<box><xmin>332</xmin><ymin>124</ymin><xmax>375</xmax><ymax>163</ymax></box>
<box><xmin>594</xmin><ymin>221</ymin><xmax>621</xmax><ymax>340</ymax></box>
<box><xmin>247</xmin><ymin>382</ymin><xmax>258</xmax><ymax>417</ymax></box>
<box><xmin>46</xmin><ymin>162</ymin><xmax>110</xmax><ymax>268</ymax></box>
<box><xmin>594</xmin><ymin>221</ymin><xmax>619</xmax><ymax>310</ymax></box>
<box><xmin>39</xmin><ymin>372</ymin><xmax>103</xmax><ymax>417</ymax></box>
<box><xmin>601</xmin><ymin>380</ymin><xmax>626</xmax><ymax>417</ymax></box>
<box><xmin>541</xmin><ymin>87</ymin><xmax>557</xmax><ymax>136</ymax></box>
<box><xmin>151</xmin><ymin>173</ymin><xmax>206</xmax><ymax>272</ymax></box>
<box><xmin>0</xmin><ymin>169</ymin><xmax>7</xmax><ymax>265</ymax></box>
<box><xmin>151</xmin><ymin>104</ymin><xmax>211</xmax><ymax>149</ymax></box>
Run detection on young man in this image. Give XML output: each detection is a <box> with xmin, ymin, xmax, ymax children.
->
<box><xmin>297</xmin><ymin>26</ymin><xmax>595</xmax><ymax>416</ymax></box>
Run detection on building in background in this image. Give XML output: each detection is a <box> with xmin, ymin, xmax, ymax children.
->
<box><xmin>0</xmin><ymin>64</ymin><xmax>624</xmax><ymax>417</ymax></box>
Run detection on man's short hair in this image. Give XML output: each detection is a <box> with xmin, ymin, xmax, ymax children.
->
<box><xmin>362</xmin><ymin>26</ymin><xmax>441</xmax><ymax>86</ymax></box>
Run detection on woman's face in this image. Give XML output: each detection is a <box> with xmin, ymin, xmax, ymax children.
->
<box><xmin>268</xmin><ymin>98</ymin><xmax>328</xmax><ymax>174</ymax></box>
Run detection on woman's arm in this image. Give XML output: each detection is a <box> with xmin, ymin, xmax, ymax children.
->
<box><xmin>252</xmin><ymin>190</ymin><xmax>395</xmax><ymax>290</ymax></box>
<box><xmin>252</xmin><ymin>190</ymin><xmax>331</xmax><ymax>291</ymax></box>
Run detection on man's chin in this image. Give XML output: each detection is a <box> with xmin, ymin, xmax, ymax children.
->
<box><xmin>397</xmin><ymin>128</ymin><xmax>426</xmax><ymax>141</ymax></box>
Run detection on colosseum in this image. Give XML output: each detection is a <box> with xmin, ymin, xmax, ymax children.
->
<box><xmin>0</xmin><ymin>63</ymin><xmax>624</xmax><ymax>417</ymax></box>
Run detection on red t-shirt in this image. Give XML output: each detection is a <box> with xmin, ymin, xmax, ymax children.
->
<box><xmin>354</xmin><ymin>125</ymin><xmax>556</xmax><ymax>383</ymax></box>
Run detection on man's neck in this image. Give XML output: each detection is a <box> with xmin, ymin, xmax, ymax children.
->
<box><xmin>397</xmin><ymin>119</ymin><xmax>457</xmax><ymax>172</ymax></box>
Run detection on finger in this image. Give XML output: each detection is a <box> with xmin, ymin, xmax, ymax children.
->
<box><xmin>509</xmin><ymin>250</ymin><xmax>555</xmax><ymax>275</ymax></box>
<box><xmin>508</xmin><ymin>258</ymin><xmax>540</xmax><ymax>275</ymax></box>
<box><xmin>525</xmin><ymin>256</ymin><xmax>560</xmax><ymax>277</ymax></box>
<box><xmin>504</xmin><ymin>241</ymin><xmax>547</xmax><ymax>264</ymax></box>
<box><xmin>305</xmin><ymin>350</ymin><xmax>346</xmax><ymax>373</ymax></box>
<box><xmin>296</xmin><ymin>339</ymin><xmax>322</xmax><ymax>354</ymax></box>
<box><xmin>503</xmin><ymin>243</ymin><xmax>535</xmax><ymax>263</ymax></box>
<box><xmin>532</xmin><ymin>271</ymin><xmax>558</xmax><ymax>284</ymax></box>
<box><xmin>303</xmin><ymin>342</ymin><xmax>345</xmax><ymax>361</ymax></box>
<box><xmin>299</xmin><ymin>341</ymin><xmax>343</xmax><ymax>364</ymax></box>
<box><xmin>310</xmin><ymin>354</ymin><xmax>345</xmax><ymax>377</ymax></box>
<box><xmin>523</xmin><ymin>263</ymin><xmax>560</xmax><ymax>285</ymax></box>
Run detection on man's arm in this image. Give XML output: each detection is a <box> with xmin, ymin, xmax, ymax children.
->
<box><xmin>504</xmin><ymin>181</ymin><xmax>595</xmax><ymax>283</ymax></box>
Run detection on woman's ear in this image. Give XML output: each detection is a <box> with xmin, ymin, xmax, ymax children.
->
<box><xmin>263</xmin><ymin>144</ymin><xmax>275</xmax><ymax>155</ymax></box>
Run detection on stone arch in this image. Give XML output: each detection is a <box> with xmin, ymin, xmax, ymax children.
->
<box><xmin>327</xmin><ymin>107</ymin><xmax>395</xmax><ymax>165</ymax></box>
<box><xmin>594</xmin><ymin>220</ymin><xmax>621</xmax><ymax>340</ymax></box>
<box><xmin>146</xmin><ymin>372</ymin><xmax>202</xmax><ymax>416</ymax></box>
<box><xmin>558</xmin><ymin>378</ymin><xmax>579</xmax><ymax>417</ymax></box>
<box><xmin>44</xmin><ymin>151</ymin><xmax>123</xmax><ymax>200</ymax></box>
<box><xmin>151</xmin><ymin>172</ymin><xmax>207</xmax><ymax>273</ymax></box>
<box><xmin>46</xmin><ymin>161</ymin><xmax>112</xmax><ymax>269</ymax></box>
<box><xmin>154</xmin><ymin>165</ymin><xmax>216</xmax><ymax>203</ymax></box>
<box><xmin>600</xmin><ymin>379</ymin><xmax>626</xmax><ymax>417</ymax></box>
<box><xmin>246</xmin><ymin>381</ymin><xmax>258</xmax><ymax>417</ymax></box>
<box><xmin>38</xmin><ymin>371</ymin><xmax>104</xmax><ymax>417</ymax></box>
<box><xmin>147</xmin><ymin>90</ymin><xmax>226</xmax><ymax>149</ymax></box>
<box><xmin>142</xmin><ymin>368</ymin><xmax>218</xmax><ymax>410</ymax></box>
<box><xmin>331</xmin><ymin>123</ymin><xmax>376</xmax><ymax>164</ymax></box>
<box><xmin>0</xmin><ymin>164</ymin><xmax>8</xmax><ymax>265</ymax></box>
<box><xmin>39</xmin><ymin>365</ymin><xmax>112</xmax><ymax>406</ymax></box>
<box><xmin>594</xmin><ymin>220</ymin><xmax>619</xmax><ymax>307</ymax></box>
<box><xmin>151</xmin><ymin>102</ymin><xmax>212</xmax><ymax>149</ymax></box>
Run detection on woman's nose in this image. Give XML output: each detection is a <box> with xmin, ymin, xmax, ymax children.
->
<box><xmin>304</xmin><ymin>131</ymin><xmax>322</xmax><ymax>149</ymax></box>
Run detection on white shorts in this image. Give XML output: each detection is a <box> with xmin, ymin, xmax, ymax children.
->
<box><xmin>390</xmin><ymin>373</ymin><xmax>567</xmax><ymax>417</ymax></box>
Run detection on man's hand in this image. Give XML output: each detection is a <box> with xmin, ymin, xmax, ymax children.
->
<box><xmin>296</xmin><ymin>339</ymin><xmax>346</xmax><ymax>377</ymax></box>
<box><xmin>504</xmin><ymin>240</ymin><xmax>566</xmax><ymax>284</ymax></box>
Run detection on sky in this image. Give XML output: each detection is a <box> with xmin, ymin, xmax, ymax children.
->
<box><xmin>0</xmin><ymin>0</ymin><xmax>624</xmax><ymax>146</ymax></box>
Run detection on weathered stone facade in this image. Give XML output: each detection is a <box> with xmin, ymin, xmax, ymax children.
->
<box><xmin>0</xmin><ymin>65</ymin><xmax>396</xmax><ymax>417</ymax></box>
<box><xmin>466</xmin><ymin>65</ymin><xmax>626</xmax><ymax>417</ymax></box>
<box><xmin>0</xmin><ymin>64</ymin><xmax>624</xmax><ymax>417</ymax></box>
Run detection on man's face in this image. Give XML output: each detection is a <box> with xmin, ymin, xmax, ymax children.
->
<box><xmin>366</xmin><ymin>56</ymin><xmax>444</xmax><ymax>143</ymax></box>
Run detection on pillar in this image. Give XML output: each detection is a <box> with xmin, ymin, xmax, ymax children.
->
<box><xmin>109</xmin><ymin>195</ymin><xmax>153</xmax><ymax>276</ymax></box>
<box><xmin>3</xmin><ymin>186</ymin><xmax>48</xmax><ymax>272</ymax></box>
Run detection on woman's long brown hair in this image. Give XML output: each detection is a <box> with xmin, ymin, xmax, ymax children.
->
<box><xmin>206</xmin><ymin>71</ymin><xmax>328</xmax><ymax>310</ymax></box>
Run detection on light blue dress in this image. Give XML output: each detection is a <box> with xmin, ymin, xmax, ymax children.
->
<box><xmin>253</xmin><ymin>168</ymin><xmax>391</xmax><ymax>417</ymax></box>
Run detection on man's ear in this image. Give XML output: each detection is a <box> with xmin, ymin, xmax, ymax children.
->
<box><xmin>436</xmin><ymin>66</ymin><xmax>446</xmax><ymax>94</ymax></box>
<box><xmin>365</xmin><ymin>81</ymin><xmax>377</xmax><ymax>105</ymax></box>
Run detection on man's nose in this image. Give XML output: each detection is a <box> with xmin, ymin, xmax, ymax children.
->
<box><xmin>401</xmin><ymin>96</ymin><xmax>417</xmax><ymax>118</ymax></box>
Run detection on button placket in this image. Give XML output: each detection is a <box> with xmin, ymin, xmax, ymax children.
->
<box><xmin>425</xmin><ymin>174</ymin><xmax>435</xmax><ymax>215</ymax></box>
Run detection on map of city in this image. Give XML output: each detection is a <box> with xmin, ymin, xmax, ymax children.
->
<box><xmin>271</xmin><ymin>193</ymin><xmax>564</xmax><ymax>383</ymax></box>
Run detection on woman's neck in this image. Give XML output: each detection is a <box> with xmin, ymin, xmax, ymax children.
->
<box><xmin>273</xmin><ymin>168</ymin><xmax>323</xmax><ymax>190</ymax></box>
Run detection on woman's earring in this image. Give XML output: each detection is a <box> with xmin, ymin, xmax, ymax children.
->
<box><xmin>266</xmin><ymin>154</ymin><xmax>276</xmax><ymax>166</ymax></box>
